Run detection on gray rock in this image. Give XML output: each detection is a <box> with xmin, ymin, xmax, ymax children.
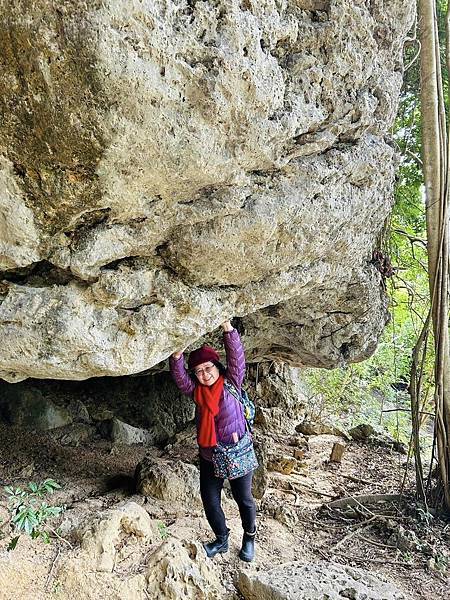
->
<box><xmin>110</xmin><ymin>417</ymin><xmax>155</xmax><ymax>445</ymax></box>
<box><xmin>238</xmin><ymin>560</ymin><xmax>406</xmax><ymax>600</ymax></box>
<box><xmin>0</xmin><ymin>0</ymin><xmax>415</xmax><ymax>381</ymax></box>
<box><xmin>66</xmin><ymin>399</ymin><xmax>91</xmax><ymax>424</ymax></box>
<box><xmin>53</xmin><ymin>423</ymin><xmax>97</xmax><ymax>446</ymax></box>
<box><xmin>135</xmin><ymin>456</ymin><xmax>202</xmax><ymax>509</ymax></box>
<box><xmin>296</xmin><ymin>420</ymin><xmax>348</xmax><ymax>438</ymax></box>
<box><xmin>54</xmin><ymin>501</ymin><xmax>158</xmax><ymax>597</ymax></box>
<box><xmin>0</xmin><ymin>383</ymin><xmax>72</xmax><ymax>430</ymax></box>
<box><xmin>274</xmin><ymin>504</ymin><xmax>298</xmax><ymax>527</ymax></box>
<box><xmin>349</xmin><ymin>424</ymin><xmax>407</xmax><ymax>454</ymax></box>
<box><xmin>349</xmin><ymin>424</ymin><xmax>376</xmax><ymax>440</ymax></box>
<box><xmin>250</xmin><ymin>363</ymin><xmax>307</xmax><ymax>435</ymax></box>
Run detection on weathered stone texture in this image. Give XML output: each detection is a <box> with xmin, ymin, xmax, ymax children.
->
<box><xmin>135</xmin><ymin>455</ymin><xmax>202</xmax><ymax>509</ymax></box>
<box><xmin>0</xmin><ymin>0</ymin><xmax>415</xmax><ymax>380</ymax></box>
<box><xmin>238</xmin><ymin>560</ymin><xmax>406</xmax><ymax>600</ymax></box>
<box><xmin>55</xmin><ymin>500</ymin><xmax>226</xmax><ymax>599</ymax></box>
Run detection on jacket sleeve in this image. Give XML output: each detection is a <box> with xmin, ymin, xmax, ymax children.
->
<box><xmin>169</xmin><ymin>354</ymin><xmax>195</xmax><ymax>396</ymax></box>
<box><xmin>224</xmin><ymin>328</ymin><xmax>246</xmax><ymax>391</ymax></box>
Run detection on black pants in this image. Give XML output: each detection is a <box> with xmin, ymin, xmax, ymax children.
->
<box><xmin>199</xmin><ymin>457</ymin><xmax>256</xmax><ymax>537</ymax></box>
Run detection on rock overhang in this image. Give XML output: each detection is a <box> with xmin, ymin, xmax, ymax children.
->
<box><xmin>0</xmin><ymin>0</ymin><xmax>415</xmax><ymax>381</ymax></box>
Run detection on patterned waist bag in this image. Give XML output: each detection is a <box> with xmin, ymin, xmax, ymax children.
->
<box><xmin>212</xmin><ymin>431</ymin><xmax>258</xmax><ymax>480</ymax></box>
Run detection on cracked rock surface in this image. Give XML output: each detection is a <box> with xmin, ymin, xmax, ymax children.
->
<box><xmin>0</xmin><ymin>0</ymin><xmax>414</xmax><ymax>381</ymax></box>
<box><xmin>238</xmin><ymin>560</ymin><xmax>406</xmax><ymax>600</ymax></box>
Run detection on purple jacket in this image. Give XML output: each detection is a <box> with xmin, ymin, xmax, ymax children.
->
<box><xmin>169</xmin><ymin>328</ymin><xmax>247</xmax><ymax>461</ymax></box>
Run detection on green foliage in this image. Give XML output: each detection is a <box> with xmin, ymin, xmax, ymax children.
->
<box><xmin>157</xmin><ymin>520</ymin><xmax>169</xmax><ymax>540</ymax></box>
<box><xmin>3</xmin><ymin>479</ymin><xmax>64</xmax><ymax>550</ymax></box>
<box><xmin>302</xmin><ymin>337</ymin><xmax>413</xmax><ymax>444</ymax></box>
<box><xmin>303</xmin><ymin>194</ymin><xmax>432</xmax><ymax>444</ymax></box>
<box><xmin>303</xmin><ymin>15</ymin><xmax>438</xmax><ymax>448</ymax></box>
<box><xmin>434</xmin><ymin>551</ymin><xmax>449</xmax><ymax>573</ymax></box>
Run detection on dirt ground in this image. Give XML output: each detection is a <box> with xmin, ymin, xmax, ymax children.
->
<box><xmin>0</xmin><ymin>422</ymin><xmax>449</xmax><ymax>599</ymax></box>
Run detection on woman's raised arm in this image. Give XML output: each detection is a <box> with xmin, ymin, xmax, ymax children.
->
<box><xmin>169</xmin><ymin>351</ymin><xmax>195</xmax><ymax>396</ymax></box>
<box><xmin>222</xmin><ymin>320</ymin><xmax>245</xmax><ymax>391</ymax></box>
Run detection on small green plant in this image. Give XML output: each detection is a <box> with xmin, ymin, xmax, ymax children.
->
<box><xmin>416</xmin><ymin>504</ymin><xmax>434</xmax><ymax>526</ymax></box>
<box><xmin>401</xmin><ymin>550</ymin><xmax>414</xmax><ymax>564</ymax></box>
<box><xmin>434</xmin><ymin>551</ymin><xmax>449</xmax><ymax>573</ymax></box>
<box><xmin>157</xmin><ymin>520</ymin><xmax>169</xmax><ymax>540</ymax></box>
<box><xmin>4</xmin><ymin>478</ymin><xmax>64</xmax><ymax>550</ymax></box>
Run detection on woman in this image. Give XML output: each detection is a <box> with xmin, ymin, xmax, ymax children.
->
<box><xmin>169</xmin><ymin>319</ymin><xmax>257</xmax><ymax>562</ymax></box>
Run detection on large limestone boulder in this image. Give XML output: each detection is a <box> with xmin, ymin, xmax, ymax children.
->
<box><xmin>0</xmin><ymin>0</ymin><xmax>415</xmax><ymax>381</ymax></box>
<box><xmin>238</xmin><ymin>561</ymin><xmax>406</xmax><ymax>600</ymax></box>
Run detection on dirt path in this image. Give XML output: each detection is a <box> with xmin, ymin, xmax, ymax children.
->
<box><xmin>0</xmin><ymin>423</ymin><xmax>449</xmax><ymax>599</ymax></box>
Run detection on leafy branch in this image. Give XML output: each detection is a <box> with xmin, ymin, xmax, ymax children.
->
<box><xmin>3</xmin><ymin>479</ymin><xmax>65</xmax><ymax>550</ymax></box>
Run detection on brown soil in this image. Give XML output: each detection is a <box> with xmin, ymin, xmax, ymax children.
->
<box><xmin>0</xmin><ymin>422</ymin><xmax>449</xmax><ymax>599</ymax></box>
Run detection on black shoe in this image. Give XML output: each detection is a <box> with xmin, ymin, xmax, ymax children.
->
<box><xmin>239</xmin><ymin>528</ymin><xmax>256</xmax><ymax>562</ymax></box>
<box><xmin>203</xmin><ymin>529</ymin><xmax>230</xmax><ymax>558</ymax></box>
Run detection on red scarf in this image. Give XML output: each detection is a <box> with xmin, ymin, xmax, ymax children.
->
<box><xmin>194</xmin><ymin>375</ymin><xmax>224</xmax><ymax>448</ymax></box>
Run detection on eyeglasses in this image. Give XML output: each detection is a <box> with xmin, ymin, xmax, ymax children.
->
<box><xmin>194</xmin><ymin>364</ymin><xmax>216</xmax><ymax>377</ymax></box>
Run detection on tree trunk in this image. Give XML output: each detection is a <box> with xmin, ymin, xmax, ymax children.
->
<box><xmin>418</xmin><ymin>0</ymin><xmax>450</xmax><ymax>512</ymax></box>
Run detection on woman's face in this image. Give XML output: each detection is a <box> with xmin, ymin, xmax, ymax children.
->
<box><xmin>193</xmin><ymin>361</ymin><xmax>220</xmax><ymax>386</ymax></box>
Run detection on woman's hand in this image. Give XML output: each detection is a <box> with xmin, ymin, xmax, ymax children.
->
<box><xmin>221</xmin><ymin>319</ymin><xmax>234</xmax><ymax>332</ymax></box>
<box><xmin>172</xmin><ymin>350</ymin><xmax>184</xmax><ymax>359</ymax></box>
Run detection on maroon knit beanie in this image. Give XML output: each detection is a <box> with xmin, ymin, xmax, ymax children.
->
<box><xmin>188</xmin><ymin>345</ymin><xmax>220</xmax><ymax>370</ymax></box>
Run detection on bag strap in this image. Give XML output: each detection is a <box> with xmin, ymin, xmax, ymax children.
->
<box><xmin>224</xmin><ymin>380</ymin><xmax>249</xmax><ymax>433</ymax></box>
<box><xmin>224</xmin><ymin>379</ymin><xmax>241</xmax><ymax>401</ymax></box>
